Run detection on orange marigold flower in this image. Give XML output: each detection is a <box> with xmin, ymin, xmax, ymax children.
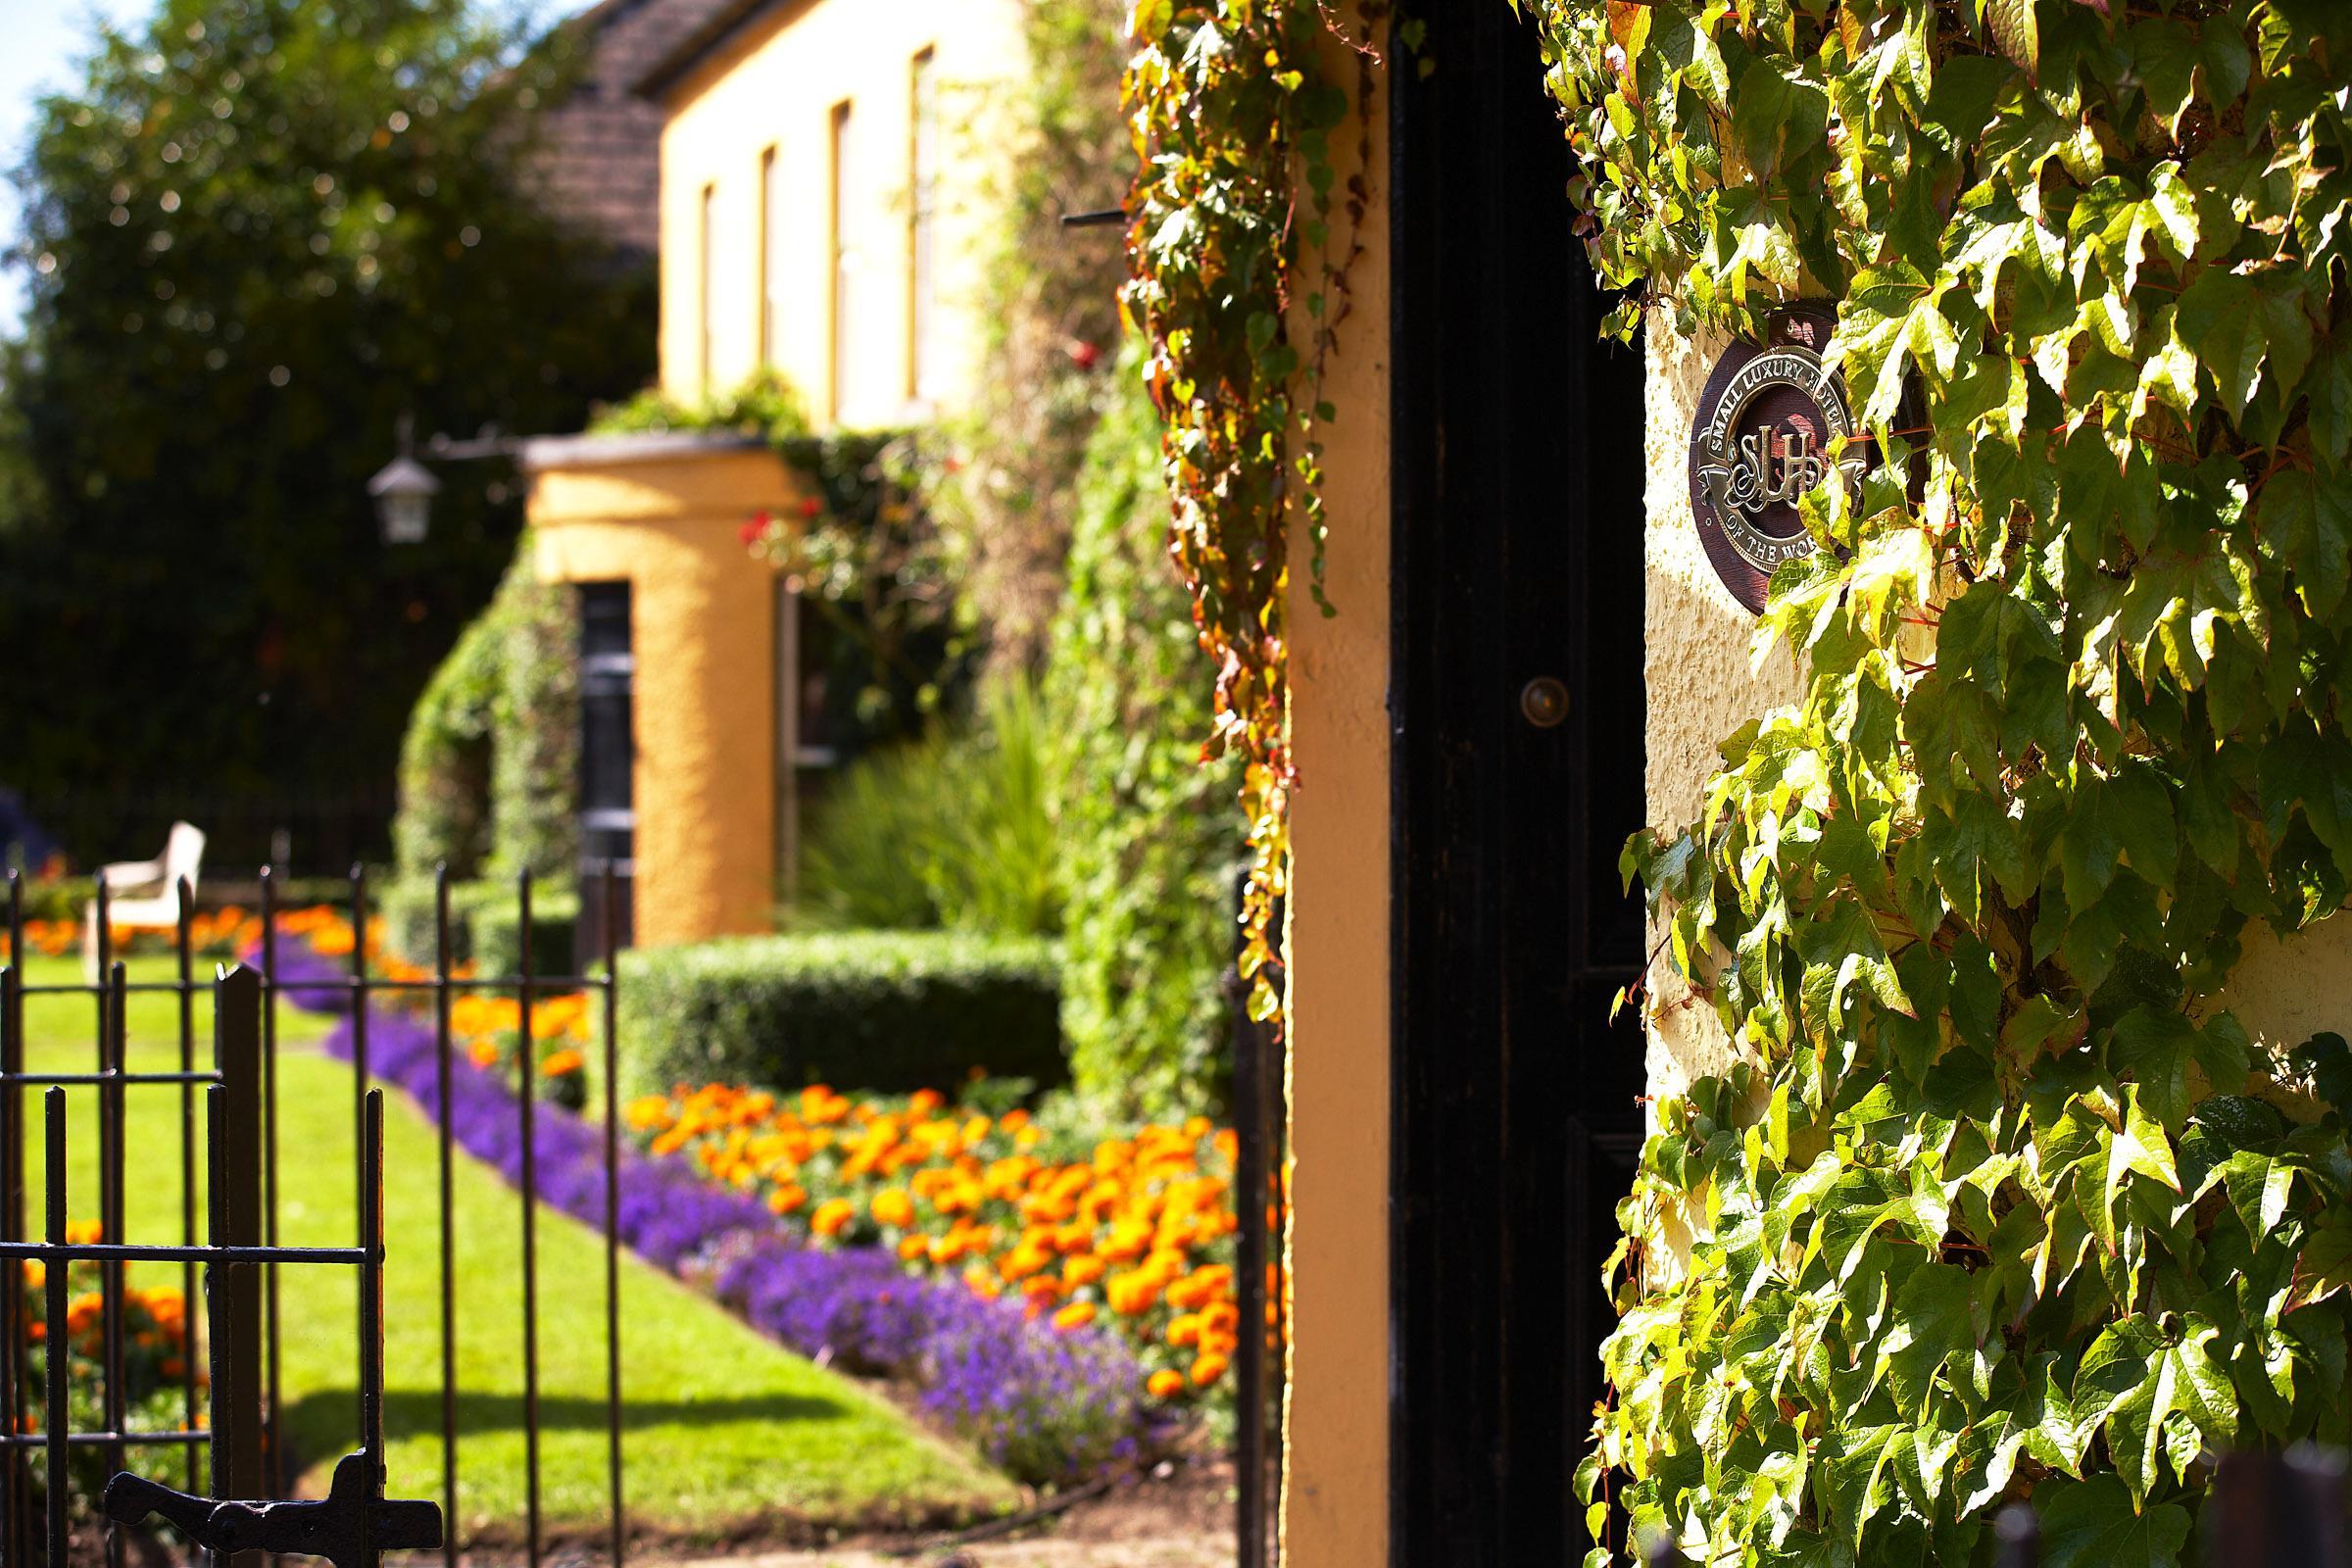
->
<box><xmin>1190</xmin><ymin>1351</ymin><xmax>1230</xmax><ymax>1387</ymax></box>
<box><xmin>1062</xmin><ymin>1255</ymin><xmax>1106</xmax><ymax>1288</ymax></box>
<box><xmin>810</xmin><ymin>1198</ymin><xmax>856</xmax><ymax>1238</ymax></box>
<box><xmin>469</xmin><ymin>1039</ymin><xmax>503</xmax><ymax>1069</ymax></box>
<box><xmin>997</xmin><ymin>1245</ymin><xmax>1053</xmax><ymax>1283</ymax></box>
<box><xmin>65</xmin><ymin>1220</ymin><xmax>103</xmax><ymax>1246</ymax></box>
<box><xmin>1147</xmin><ymin>1368</ymin><xmax>1187</xmax><ymax>1399</ymax></box>
<box><xmin>1105</xmin><ymin>1270</ymin><xmax>1161</xmax><ymax>1316</ymax></box>
<box><xmin>871</xmin><ymin>1188</ymin><xmax>916</xmax><ymax>1229</ymax></box>
<box><xmin>768</xmin><ymin>1184</ymin><xmax>808</xmax><ymax>1215</ymax></box>
<box><xmin>1054</xmin><ymin>1301</ymin><xmax>1098</xmax><ymax>1332</ymax></box>
<box><xmin>898</xmin><ymin>1235</ymin><xmax>930</xmax><ymax>1262</ymax></box>
<box><xmin>1167</xmin><ymin>1313</ymin><xmax>1203</xmax><ymax>1348</ymax></box>
<box><xmin>539</xmin><ymin>1048</ymin><xmax>585</xmax><ymax>1078</ymax></box>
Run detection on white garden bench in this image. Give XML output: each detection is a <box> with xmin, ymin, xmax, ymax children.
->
<box><xmin>83</xmin><ymin>820</ymin><xmax>206</xmax><ymax>981</ymax></box>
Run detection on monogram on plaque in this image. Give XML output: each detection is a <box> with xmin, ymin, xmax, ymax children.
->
<box><xmin>1687</xmin><ymin>306</ymin><xmax>1869</xmax><ymax>612</ymax></box>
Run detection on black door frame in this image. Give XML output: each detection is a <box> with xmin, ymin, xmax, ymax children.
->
<box><xmin>1387</xmin><ymin>4</ymin><xmax>1650</xmax><ymax>1562</ymax></box>
<box><xmin>578</xmin><ymin>579</ymin><xmax>638</xmax><ymax>960</ymax></box>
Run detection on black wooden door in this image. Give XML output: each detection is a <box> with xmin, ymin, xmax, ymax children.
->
<box><xmin>1389</xmin><ymin>4</ymin><xmax>1648</xmax><ymax>1562</ymax></box>
<box><xmin>578</xmin><ymin>581</ymin><xmax>636</xmax><ymax>959</ymax></box>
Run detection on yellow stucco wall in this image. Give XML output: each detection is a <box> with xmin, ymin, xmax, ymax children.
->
<box><xmin>1280</xmin><ymin>39</ymin><xmax>1392</xmax><ymax>1568</ymax></box>
<box><xmin>526</xmin><ymin>438</ymin><xmax>799</xmax><ymax>951</ymax></box>
<box><xmin>652</xmin><ymin>0</ymin><xmax>1026</xmax><ymax>424</ymax></box>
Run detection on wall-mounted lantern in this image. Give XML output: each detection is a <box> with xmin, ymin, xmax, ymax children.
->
<box><xmin>368</xmin><ymin>454</ymin><xmax>441</xmax><ymax>545</ymax></box>
<box><xmin>368</xmin><ymin>414</ymin><xmax>520</xmax><ymax>544</ymax></box>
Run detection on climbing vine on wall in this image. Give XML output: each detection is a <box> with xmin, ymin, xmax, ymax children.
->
<box><xmin>1120</xmin><ymin>1</ymin><xmax>1383</xmax><ymax>1020</ymax></box>
<box><xmin>1525</xmin><ymin>0</ymin><xmax>2352</xmax><ymax>1561</ymax></box>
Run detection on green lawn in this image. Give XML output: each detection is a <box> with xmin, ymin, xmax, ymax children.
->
<box><xmin>17</xmin><ymin>956</ymin><xmax>1016</xmax><ymax>1545</ymax></box>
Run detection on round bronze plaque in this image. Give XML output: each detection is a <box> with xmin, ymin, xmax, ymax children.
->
<box><xmin>1687</xmin><ymin>307</ymin><xmax>1869</xmax><ymax>612</ymax></box>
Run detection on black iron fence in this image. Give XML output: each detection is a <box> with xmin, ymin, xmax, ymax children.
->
<box><xmin>0</xmin><ymin>952</ymin><xmax>436</xmax><ymax>1566</ymax></box>
<box><xmin>0</xmin><ymin>863</ymin><xmax>623</xmax><ymax>1566</ymax></box>
<box><xmin>1230</xmin><ymin>956</ymin><xmax>1288</xmax><ymax>1568</ymax></box>
<box><xmin>8</xmin><ymin>859</ymin><xmax>1279</xmax><ymax>1566</ymax></box>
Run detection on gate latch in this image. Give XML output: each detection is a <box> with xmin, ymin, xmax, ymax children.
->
<box><xmin>102</xmin><ymin>1448</ymin><xmax>442</xmax><ymax>1567</ymax></box>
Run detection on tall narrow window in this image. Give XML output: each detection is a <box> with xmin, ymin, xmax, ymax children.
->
<box><xmin>907</xmin><ymin>47</ymin><xmax>939</xmax><ymax>403</ymax></box>
<box><xmin>698</xmin><ymin>180</ymin><xmax>717</xmax><ymax>392</ymax></box>
<box><xmin>828</xmin><ymin>99</ymin><xmax>855</xmax><ymax>422</ymax></box>
<box><xmin>759</xmin><ymin>145</ymin><xmax>782</xmax><ymax>368</ymax></box>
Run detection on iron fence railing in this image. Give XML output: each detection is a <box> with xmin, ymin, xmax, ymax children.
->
<box><xmin>1230</xmin><ymin>924</ymin><xmax>1288</xmax><ymax>1568</ymax></box>
<box><xmin>1</xmin><ymin>862</ymin><xmax>625</xmax><ymax>1567</ymax></box>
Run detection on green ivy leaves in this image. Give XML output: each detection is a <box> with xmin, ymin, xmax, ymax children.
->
<box><xmin>1533</xmin><ymin>0</ymin><xmax>2352</xmax><ymax>1562</ymax></box>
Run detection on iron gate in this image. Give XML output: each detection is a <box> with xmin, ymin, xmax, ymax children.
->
<box><xmin>0</xmin><ymin>956</ymin><xmax>438</xmax><ymax>1565</ymax></box>
<box><xmin>1</xmin><ymin>864</ymin><xmax>626</xmax><ymax>1565</ymax></box>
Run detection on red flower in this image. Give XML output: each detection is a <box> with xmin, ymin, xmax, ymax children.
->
<box><xmin>801</xmin><ymin>496</ymin><xmax>823</xmax><ymax>518</ymax></box>
<box><xmin>1067</xmin><ymin>340</ymin><xmax>1102</xmax><ymax>370</ymax></box>
<box><xmin>739</xmin><ymin>513</ymin><xmax>772</xmax><ymax>549</ymax></box>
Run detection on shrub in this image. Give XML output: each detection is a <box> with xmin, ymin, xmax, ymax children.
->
<box><xmin>474</xmin><ymin>890</ymin><xmax>578</xmax><ymax>983</ymax></box>
<box><xmin>619</xmin><ymin>931</ymin><xmax>1063</xmax><ymax>1099</ymax></box>
<box><xmin>796</xmin><ymin>679</ymin><xmax>1059</xmax><ymax>938</ymax></box>
<box><xmin>376</xmin><ymin>878</ymin><xmax>573</xmax><ymax>978</ymax></box>
<box><xmin>1044</xmin><ymin>350</ymin><xmax>1242</xmax><ymax>1121</ymax></box>
<box><xmin>378</xmin><ymin>878</ymin><xmax>505</xmax><ymax>967</ymax></box>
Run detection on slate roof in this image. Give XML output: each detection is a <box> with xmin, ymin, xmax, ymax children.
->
<box><xmin>628</xmin><ymin>0</ymin><xmax>790</xmax><ymax>104</ymax></box>
<box><xmin>531</xmin><ymin>0</ymin><xmax>746</xmax><ymax>262</ymax></box>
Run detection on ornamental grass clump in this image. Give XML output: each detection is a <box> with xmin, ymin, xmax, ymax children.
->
<box><xmin>1524</xmin><ymin>0</ymin><xmax>2352</xmax><ymax>1561</ymax></box>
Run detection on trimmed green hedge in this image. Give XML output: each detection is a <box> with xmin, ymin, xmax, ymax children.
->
<box><xmin>475</xmin><ymin>891</ymin><xmax>576</xmax><ymax>981</ymax></box>
<box><xmin>380</xmin><ymin>878</ymin><xmax>575</xmax><ymax>979</ymax></box>
<box><xmin>619</xmin><ymin>932</ymin><xmax>1063</xmax><ymax>1099</ymax></box>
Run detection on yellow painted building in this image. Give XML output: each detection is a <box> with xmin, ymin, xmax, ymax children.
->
<box><xmin>521</xmin><ymin>0</ymin><xmax>1027</xmax><ymax>951</ymax></box>
<box><xmin>642</xmin><ymin>0</ymin><xmax>1028</xmax><ymax>423</ymax></box>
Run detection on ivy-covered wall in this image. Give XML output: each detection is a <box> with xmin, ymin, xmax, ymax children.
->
<box><xmin>1525</xmin><ymin>0</ymin><xmax>2352</xmax><ymax>1561</ymax></box>
<box><xmin>391</xmin><ymin>538</ymin><xmax>578</xmax><ymax>889</ymax></box>
<box><xmin>1044</xmin><ymin>349</ymin><xmax>1241</xmax><ymax>1120</ymax></box>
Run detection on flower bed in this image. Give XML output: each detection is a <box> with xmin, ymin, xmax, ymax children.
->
<box><xmin>269</xmin><ymin>929</ymin><xmax>1149</xmax><ymax>1488</ymax></box>
<box><xmin>630</xmin><ymin>1084</ymin><xmax>1263</xmax><ymax>1405</ymax></box>
<box><xmin>23</xmin><ymin>1233</ymin><xmax>198</xmax><ymax>1505</ymax></box>
<box><xmin>14</xmin><ymin>902</ymin><xmax>354</xmax><ymax>962</ymax></box>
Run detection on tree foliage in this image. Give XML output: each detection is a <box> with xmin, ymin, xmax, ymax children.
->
<box><xmin>0</xmin><ymin>0</ymin><xmax>650</xmax><ymax>858</ymax></box>
<box><xmin>1525</xmin><ymin>0</ymin><xmax>2352</xmax><ymax>1559</ymax></box>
